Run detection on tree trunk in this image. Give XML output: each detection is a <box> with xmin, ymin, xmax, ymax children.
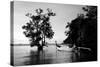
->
<box><xmin>38</xmin><ymin>45</ymin><xmax>43</xmax><ymax>50</ymax></box>
<box><xmin>44</xmin><ymin>35</ymin><xmax>45</xmax><ymax>46</ymax></box>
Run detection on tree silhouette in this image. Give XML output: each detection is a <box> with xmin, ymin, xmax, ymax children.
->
<box><xmin>22</xmin><ymin>8</ymin><xmax>56</xmax><ymax>50</ymax></box>
<box><xmin>82</xmin><ymin>6</ymin><xmax>97</xmax><ymax>60</ymax></box>
<box><xmin>63</xmin><ymin>14</ymin><xmax>85</xmax><ymax>47</ymax></box>
<box><xmin>64</xmin><ymin>6</ymin><xmax>97</xmax><ymax>53</ymax></box>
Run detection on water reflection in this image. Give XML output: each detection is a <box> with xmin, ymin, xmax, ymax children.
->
<box><xmin>24</xmin><ymin>50</ymin><xmax>52</xmax><ymax>65</ymax></box>
<box><xmin>12</xmin><ymin>45</ymin><xmax>95</xmax><ymax>66</ymax></box>
<box><xmin>23</xmin><ymin>45</ymin><xmax>77</xmax><ymax>65</ymax></box>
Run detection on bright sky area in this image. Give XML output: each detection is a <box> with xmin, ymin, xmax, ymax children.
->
<box><xmin>13</xmin><ymin>1</ymin><xmax>86</xmax><ymax>44</ymax></box>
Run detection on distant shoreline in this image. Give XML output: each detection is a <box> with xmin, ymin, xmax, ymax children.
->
<box><xmin>11</xmin><ymin>43</ymin><xmax>64</xmax><ymax>46</ymax></box>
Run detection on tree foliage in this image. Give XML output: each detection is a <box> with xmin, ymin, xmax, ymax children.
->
<box><xmin>22</xmin><ymin>8</ymin><xmax>56</xmax><ymax>47</ymax></box>
<box><xmin>64</xmin><ymin>6</ymin><xmax>97</xmax><ymax>49</ymax></box>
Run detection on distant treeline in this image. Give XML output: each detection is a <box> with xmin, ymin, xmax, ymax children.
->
<box><xmin>11</xmin><ymin>43</ymin><xmax>62</xmax><ymax>46</ymax></box>
<box><xmin>11</xmin><ymin>44</ymin><xmax>29</xmax><ymax>46</ymax></box>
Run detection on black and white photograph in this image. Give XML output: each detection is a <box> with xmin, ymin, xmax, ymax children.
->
<box><xmin>10</xmin><ymin>1</ymin><xmax>97</xmax><ymax>66</ymax></box>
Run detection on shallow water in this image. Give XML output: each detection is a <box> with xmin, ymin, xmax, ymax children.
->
<box><xmin>11</xmin><ymin>45</ymin><xmax>95</xmax><ymax>66</ymax></box>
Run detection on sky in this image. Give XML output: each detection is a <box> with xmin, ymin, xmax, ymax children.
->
<box><xmin>13</xmin><ymin>1</ymin><xmax>86</xmax><ymax>44</ymax></box>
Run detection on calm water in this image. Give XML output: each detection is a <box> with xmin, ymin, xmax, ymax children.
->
<box><xmin>11</xmin><ymin>45</ymin><xmax>94</xmax><ymax>66</ymax></box>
